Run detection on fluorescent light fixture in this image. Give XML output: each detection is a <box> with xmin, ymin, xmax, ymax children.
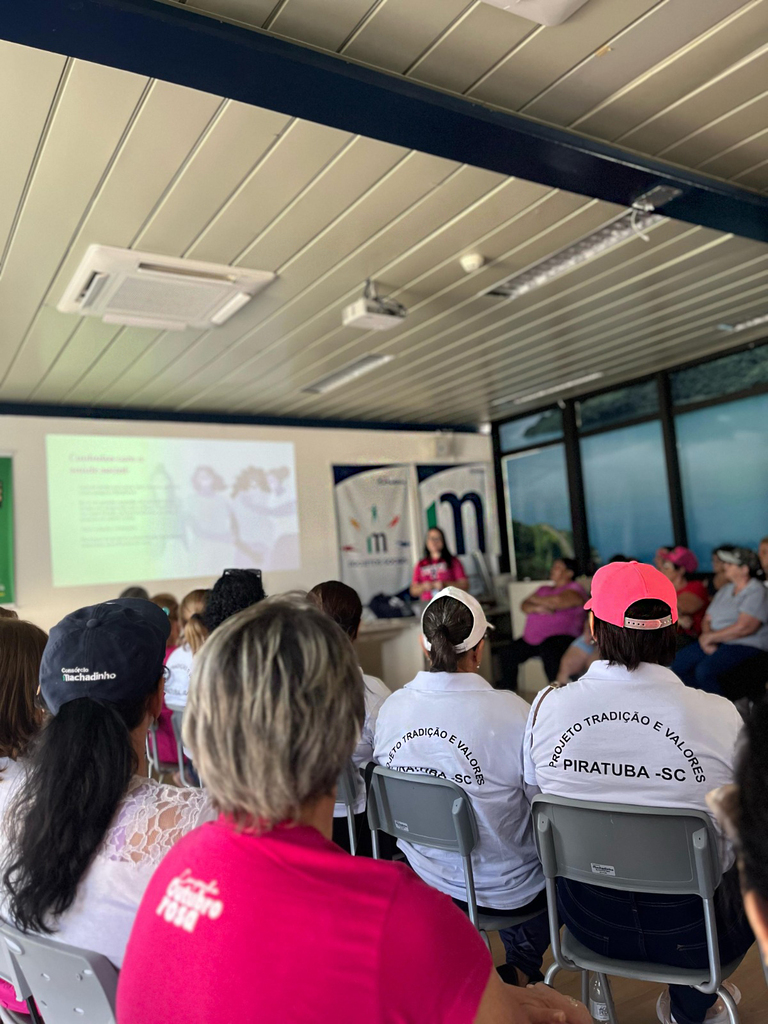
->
<box><xmin>302</xmin><ymin>354</ymin><xmax>394</xmax><ymax>395</ymax></box>
<box><xmin>484</xmin><ymin>211</ymin><xmax>665</xmax><ymax>301</ymax></box>
<box><xmin>491</xmin><ymin>372</ymin><xmax>604</xmax><ymax>408</ymax></box>
<box><xmin>210</xmin><ymin>291</ymin><xmax>252</xmax><ymax>325</ymax></box>
<box><xmin>478</xmin><ymin>0</ymin><xmax>590</xmax><ymax>26</ymax></box>
<box><xmin>718</xmin><ymin>313</ymin><xmax>768</xmax><ymax>334</ymax></box>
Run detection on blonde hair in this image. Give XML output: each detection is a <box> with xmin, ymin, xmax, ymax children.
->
<box><xmin>183</xmin><ymin>595</ymin><xmax>364</xmax><ymax>826</ymax></box>
<box><xmin>179</xmin><ymin>589</ymin><xmax>208</xmax><ymax>653</ymax></box>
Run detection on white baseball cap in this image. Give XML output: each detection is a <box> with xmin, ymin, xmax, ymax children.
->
<box><xmin>421</xmin><ymin>587</ymin><xmax>493</xmax><ymax>654</ymax></box>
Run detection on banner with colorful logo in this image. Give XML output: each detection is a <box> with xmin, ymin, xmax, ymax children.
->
<box><xmin>417</xmin><ymin>463</ymin><xmax>497</xmax><ymax>577</ymax></box>
<box><xmin>0</xmin><ymin>458</ymin><xmax>15</xmax><ymax>606</ymax></box>
<box><xmin>333</xmin><ymin>465</ymin><xmax>412</xmax><ymax>605</ymax></box>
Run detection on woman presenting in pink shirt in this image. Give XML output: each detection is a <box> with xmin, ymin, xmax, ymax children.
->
<box><xmin>501</xmin><ymin>557</ymin><xmax>587</xmax><ymax>691</ymax></box>
<box><xmin>410</xmin><ymin>528</ymin><xmax>468</xmax><ymax>602</ymax></box>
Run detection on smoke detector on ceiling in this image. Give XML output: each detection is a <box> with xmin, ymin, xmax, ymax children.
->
<box><xmin>57</xmin><ymin>245</ymin><xmax>276</xmax><ymax>331</ymax></box>
<box><xmin>478</xmin><ymin>0</ymin><xmax>590</xmax><ymax>26</ymax></box>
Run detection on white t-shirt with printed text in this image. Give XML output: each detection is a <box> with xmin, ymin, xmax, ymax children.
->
<box><xmin>164</xmin><ymin>643</ymin><xmax>195</xmax><ymax>712</ymax></box>
<box><xmin>523</xmin><ymin>660</ymin><xmax>743</xmax><ymax>865</ymax></box>
<box><xmin>373</xmin><ymin>670</ymin><xmax>543</xmax><ymax>910</ymax></box>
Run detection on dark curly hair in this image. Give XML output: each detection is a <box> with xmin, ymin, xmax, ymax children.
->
<box><xmin>203</xmin><ymin>569</ymin><xmax>266</xmax><ymax>633</ymax></box>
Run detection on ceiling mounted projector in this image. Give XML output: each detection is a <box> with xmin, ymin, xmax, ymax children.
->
<box><xmin>342</xmin><ymin>280</ymin><xmax>407</xmax><ymax>331</ymax></box>
<box><xmin>478</xmin><ymin>0</ymin><xmax>590</xmax><ymax>26</ymax></box>
<box><xmin>58</xmin><ymin>245</ymin><xmax>276</xmax><ymax>331</ymax></box>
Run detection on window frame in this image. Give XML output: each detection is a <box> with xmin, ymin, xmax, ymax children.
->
<box><xmin>501</xmin><ymin>442</ymin><xmax>572</xmax><ymax>582</ymax></box>
<box><xmin>492</xmin><ymin>335</ymin><xmax>768</xmax><ymax>577</ymax></box>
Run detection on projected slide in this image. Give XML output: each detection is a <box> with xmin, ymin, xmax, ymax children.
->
<box><xmin>46</xmin><ymin>434</ymin><xmax>300</xmax><ymax>587</ymax></box>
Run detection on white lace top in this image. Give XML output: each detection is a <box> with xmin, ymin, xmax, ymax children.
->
<box><xmin>0</xmin><ymin>775</ymin><xmax>214</xmax><ymax>967</ymax></box>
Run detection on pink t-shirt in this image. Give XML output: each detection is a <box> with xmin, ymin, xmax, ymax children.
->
<box><xmin>523</xmin><ymin>582</ymin><xmax>587</xmax><ymax>645</ymax></box>
<box><xmin>117</xmin><ymin>819</ymin><xmax>492</xmax><ymax>1024</ymax></box>
<box><xmin>412</xmin><ymin>557</ymin><xmax>467</xmax><ymax>600</ymax></box>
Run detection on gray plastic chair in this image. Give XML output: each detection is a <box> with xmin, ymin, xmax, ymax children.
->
<box><xmin>145</xmin><ymin>721</ymin><xmax>161</xmax><ymax>779</ymax></box>
<box><xmin>367</xmin><ymin>765</ymin><xmax>542</xmax><ymax>946</ymax></box>
<box><xmin>532</xmin><ymin>795</ymin><xmax>745</xmax><ymax>1024</ymax></box>
<box><xmin>0</xmin><ymin>921</ymin><xmax>117</xmax><ymax>1023</ymax></box>
<box><xmin>0</xmin><ymin>932</ymin><xmax>31</xmax><ymax>1024</ymax></box>
<box><xmin>336</xmin><ymin>761</ymin><xmax>361</xmax><ymax>855</ymax></box>
<box><xmin>171</xmin><ymin>710</ymin><xmax>192</xmax><ymax>787</ymax></box>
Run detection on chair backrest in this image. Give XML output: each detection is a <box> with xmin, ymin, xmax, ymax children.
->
<box><xmin>367</xmin><ymin>765</ymin><xmax>479</xmax><ymax>854</ymax></box>
<box><xmin>145</xmin><ymin>721</ymin><xmax>160</xmax><ymax>777</ymax></box>
<box><xmin>532</xmin><ymin>795</ymin><xmax>722</xmax><ymax>899</ymax></box>
<box><xmin>336</xmin><ymin>761</ymin><xmax>359</xmax><ymax>810</ymax></box>
<box><xmin>171</xmin><ymin>710</ymin><xmax>184</xmax><ymax>749</ymax></box>
<box><xmin>366</xmin><ymin>766</ymin><xmax>482</xmax><ymax>923</ymax></box>
<box><xmin>336</xmin><ymin>761</ymin><xmax>360</xmax><ymax>855</ymax></box>
<box><xmin>0</xmin><ymin>923</ymin><xmax>117</xmax><ymax>1023</ymax></box>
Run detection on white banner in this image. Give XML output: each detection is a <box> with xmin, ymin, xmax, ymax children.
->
<box><xmin>417</xmin><ymin>463</ymin><xmax>498</xmax><ymax>583</ymax></box>
<box><xmin>333</xmin><ymin>465</ymin><xmax>412</xmax><ymax>605</ymax></box>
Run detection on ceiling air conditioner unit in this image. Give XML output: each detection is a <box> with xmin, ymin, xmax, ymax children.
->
<box><xmin>57</xmin><ymin>245</ymin><xmax>276</xmax><ymax>331</ymax></box>
<box><xmin>478</xmin><ymin>0</ymin><xmax>590</xmax><ymax>26</ymax></box>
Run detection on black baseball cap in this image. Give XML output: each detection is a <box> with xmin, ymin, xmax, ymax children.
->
<box><xmin>40</xmin><ymin>598</ymin><xmax>170</xmax><ymax>716</ymax></box>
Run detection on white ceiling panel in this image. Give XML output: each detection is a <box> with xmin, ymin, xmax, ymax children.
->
<box><xmin>1</xmin><ymin>21</ymin><xmax>768</xmax><ymax>426</ymax></box>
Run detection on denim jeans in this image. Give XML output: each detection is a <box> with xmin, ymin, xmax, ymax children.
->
<box><xmin>671</xmin><ymin>642</ymin><xmax>765</xmax><ymax>697</ymax></box>
<box><xmin>557</xmin><ymin>868</ymin><xmax>754</xmax><ymax>1024</ymax></box>
<box><xmin>452</xmin><ymin>887</ymin><xmax>550</xmax><ymax>982</ymax></box>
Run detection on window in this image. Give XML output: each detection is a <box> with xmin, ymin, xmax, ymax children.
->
<box><xmin>671</xmin><ymin>344</ymin><xmax>768</xmax><ymax>408</ymax></box>
<box><xmin>577</xmin><ymin>380</ymin><xmax>659</xmax><ymax>432</ymax></box>
<box><xmin>503</xmin><ymin>445</ymin><xmax>572</xmax><ymax>580</ymax></box>
<box><xmin>499</xmin><ymin>408</ymin><xmax>563</xmax><ymax>453</ymax></box>
<box><xmin>676</xmin><ymin>392</ymin><xmax>768</xmax><ymax>566</ymax></box>
<box><xmin>581</xmin><ymin>420</ymin><xmax>673</xmax><ymax>565</ymax></box>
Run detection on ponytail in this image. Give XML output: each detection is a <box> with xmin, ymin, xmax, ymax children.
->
<box><xmin>184</xmin><ymin>613</ymin><xmax>209</xmax><ymax>655</ymax></box>
<box><xmin>422</xmin><ymin>598</ymin><xmax>475</xmax><ymax>673</ymax></box>
<box><xmin>3</xmin><ymin>695</ymin><xmax>150</xmax><ymax>934</ymax></box>
<box><xmin>429</xmin><ymin>625</ymin><xmax>460</xmax><ymax>672</ymax></box>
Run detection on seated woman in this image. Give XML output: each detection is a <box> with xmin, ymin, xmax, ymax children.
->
<box><xmin>708</xmin><ymin>697</ymin><xmax>768</xmax><ymax>980</ymax></box>
<box><xmin>410</xmin><ymin>527</ymin><xmax>468</xmax><ymax>602</ymax></box>
<box><xmin>659</xmin><ymin>547</ymin><xmax>710</xmax><ymax>642</ymax></box>
<box><xmin>0</xmin><ymin>619</ymin><xmax>48</xmax><ymax>1016</ymax></box>
<box><xmin>118</xmin><ymin>595</ymin><xmax>590</xmax><ymax>1024</ymax></box>
<box><xmin>525</xmin><ymin>561</ymin><xmax>753</xmax><ymax>1024</ymax></box>
<box><xmin>0</xmin><ymin>618</ymin><xmax>46</xmax><ymax>797</ymax></box>
<box><xmin>708</xmin><ymin>546</ymin><xmax>734</xmax><ymax>596</ymax></box>
<box><xmin>164</xmin><ymin>588</ymin><xmax>209</xmax><ymax>713</ymax></box>
<box><xmin>150</xmin><ymin>592</ymin><xmax>181</xmax><ymax>650</ymax></box>
<box><xmin>309</xmin><ymin>580</ymin><xmax>390</xmax><ymax>855</ymax></box>
<box><xmin>671</xmin><ymin>547</ymin><xmax>768</xmax><ymax>698</ymax></box>
<box><xmin>374</xmin><ymin>588</ymin><xmax>549</xmax><ymax>985</ymax></box>
<box><xmin>503</xmin><ymin>557</ymin><xmax>587</xmax><ymax>690</ymax></box>
<box><xmin>0</xmin><ymin>599</ymin><xmax>213</xmax><ymax>989</ymax></box>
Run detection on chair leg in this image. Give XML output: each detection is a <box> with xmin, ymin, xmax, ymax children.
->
<box><xmin>718</xmin><ymin>985</ymin><xmax>739</xmax><ymax>1024</ymax></box>
<box><xmin>598</xmin><ymin>974</ymin><xmax>618</xmax><ymax>1024</ymax></box>
<box><xmin>545</xmin><ymin>962</ymin><xmax>561</xmax><ymax>986</ymax></box>
<box><xmin>479</xmin><ymin>929</ymin><xmax>491</xmax><ymax>952</ymax></box>
<box><xmin>581</xmin><ymin>971</ymin><xmax>590</xmax><ymax>1007</ymax></box>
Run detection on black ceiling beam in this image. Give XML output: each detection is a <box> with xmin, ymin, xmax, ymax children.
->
<box><xmin>3</xmin><ymin>0</ymin><xmax>768</xmax><ymax>244</ymax></box>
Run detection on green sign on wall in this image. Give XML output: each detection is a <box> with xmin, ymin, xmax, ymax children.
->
<box><xmin>0</xmin><ymin>458</ymin><xmax>15</xmax><ymax>605</ymax></box>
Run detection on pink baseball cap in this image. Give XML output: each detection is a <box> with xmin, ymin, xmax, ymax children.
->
<box><xmin>666</xmin><ymin>546</ymin><xmax>698</xmax><ymax>575</ymax></box>
<box><xmin>585</xmin><ymin>561</ymin><xmax>678</xmax><ymax>630</ymax></box>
